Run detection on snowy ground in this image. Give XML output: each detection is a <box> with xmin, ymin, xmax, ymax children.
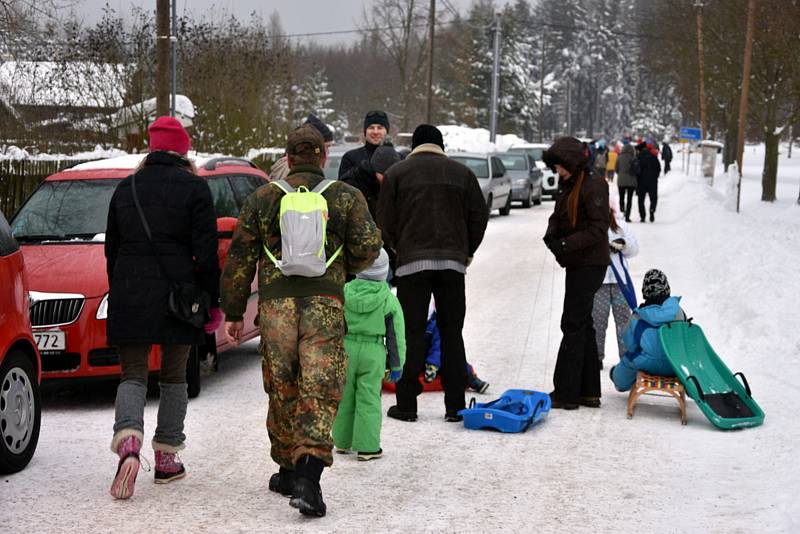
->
<box><xmin>1</xmin><ymin>145</ymin><xmax>798</xmax><ymax>533</ymax></box>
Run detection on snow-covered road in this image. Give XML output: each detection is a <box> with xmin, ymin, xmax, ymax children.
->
<box><xmin>2</xmin><ymin>153</ymin><xmax>798</xmax><ymax>533</ymax></box>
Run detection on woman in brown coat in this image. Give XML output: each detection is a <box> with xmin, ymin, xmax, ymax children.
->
<box><xmin>542</xmin><ymin>137</ymin><xmax>611</xmax><ymax>409</ymax></box>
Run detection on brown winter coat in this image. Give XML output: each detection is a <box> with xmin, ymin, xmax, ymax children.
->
<box><xmin>544</xmin><ymin>171</ymin><xmax>611</xmax><ymax>269</ymax></box>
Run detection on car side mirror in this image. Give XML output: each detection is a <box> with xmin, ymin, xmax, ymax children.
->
<box><xmin>217</xmin><ymin>217</ymin><xmax>237</xmax><ymax>238</ymax></box>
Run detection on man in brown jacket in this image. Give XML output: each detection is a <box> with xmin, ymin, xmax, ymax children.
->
<box><xmin>377</xmin><ymin>124</ymin><xmax>488</xmax><ymax>422</ymax></box>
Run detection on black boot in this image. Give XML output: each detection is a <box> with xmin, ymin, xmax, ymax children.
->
<box><xmin>290</xmin><ymin>455</ymin><xmax>326</xmax><ymax>517</ymax></box>
<box><xmin>268</xmin><ymin>467</ymin><xmax>294</xmax><ymax>497</ymax></box>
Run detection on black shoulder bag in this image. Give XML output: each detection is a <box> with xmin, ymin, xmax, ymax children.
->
<box><xmin>131</xmin><ymin>173</ymin><xmax>210</xmax><ymax>329</ymax></box>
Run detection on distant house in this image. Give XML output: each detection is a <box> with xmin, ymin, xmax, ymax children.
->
<box><xmin>0</xmin><ymin>61</ymin><xmax>130</xmax><ymax>149</ymax></box>
<box><xmin>111</xmin><ymin>94</ymin><xmax>195</xmax><ymax>151</ymax></box>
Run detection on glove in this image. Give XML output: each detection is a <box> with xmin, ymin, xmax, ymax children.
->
<box><xmin>204</xmin><ymin>307</ymin><xmax>223</xmax><ymax>334</ymax></box>
<box><xmin>387</xmin><ymin>369</ymin><xmax>402</xmax><ymax>383</ymax></box>
<box><xmin>610</xmin><ymin>238</ymin><xmax>626</xmax><ymax>252</ymax></box>
<box><xmin>546</xmin><ymin>237</ymin><xmax>567</xmax><ymax>256</ymax></box>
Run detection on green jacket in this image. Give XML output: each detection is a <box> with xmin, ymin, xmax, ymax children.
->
<box><xmin>221</xmin><ymin>165</ymin><xmax>382</xmax><ymax>321</ymax></box>
<box><xmin>344</xmin><ymin>279</ymin><xmax>405</xmax><ymax>372</ymax></box>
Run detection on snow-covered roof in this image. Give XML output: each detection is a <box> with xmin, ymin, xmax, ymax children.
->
<box><xmin>0</xmin><ymin>61</ymin><xmax>129</xmax><ymax>108</ymax></box>
<box><xmin>63</xmin><ymin>152</ymin><xmax>245</xmax><ymax>172</ymax></box>
<box><xmin>111</xmin><ymin>95</ymin><xmax>195</xmax><ymax>129</ymax></box>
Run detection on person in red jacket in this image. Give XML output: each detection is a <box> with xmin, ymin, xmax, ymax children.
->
<box><xmin>542</xmin><ymin>137</ymin><xmax>611</xmax><ymax>410</ymax></box>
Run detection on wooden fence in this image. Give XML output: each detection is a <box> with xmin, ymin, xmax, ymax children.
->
<box><xmin>0</xmin><ymin>159</ymin><xmax>93</xmax><ymax>217</ymax></box>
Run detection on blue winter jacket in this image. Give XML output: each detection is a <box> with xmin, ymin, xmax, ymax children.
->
<box><xmin>622</xmin><ymin>296</ymin><xmax>685</xmax><ymax>363</ymax></box>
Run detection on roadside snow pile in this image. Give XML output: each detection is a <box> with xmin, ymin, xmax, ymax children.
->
<box><xmin>438</xmin><ymin>125</ymin><xmax>528</xmax><ymax>153</ymax></box>
<box><xmin>245</xmin><ymin>147</ymin><xmax>285</xmax><ymax>160</ymax></box>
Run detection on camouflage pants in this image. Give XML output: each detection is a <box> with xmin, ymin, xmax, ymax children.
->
<box><xmin>259</xmin><ymin>296</ymin><xmax>347</xmax><ymax>468</ymax></box>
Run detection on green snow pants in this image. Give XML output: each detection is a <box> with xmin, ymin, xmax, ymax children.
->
<box><xmin>331</xmin><ymin>334</ymin><xmax>386</xmax><ymax>453</ymax></box>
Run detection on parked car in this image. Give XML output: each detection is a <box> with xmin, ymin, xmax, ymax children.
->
<box><xmin>492</xmin><ymin>151</ymin><xmax>543</xmax><ymax>208</ymax></box>
<box><xmin>9</xmin><ymin>155</ymin><xmax>268</xmax><ymax>398</ymax></box>
<box><xmin>0</xmin><ymin>208</ymin><xmax>41</xmax><ymax>474</ymax></box>
<box><xmin>508</xmin><ymin>143</ymin><xmax>559</xmax><ymax>200</ymax></box>
<box><xmin>449</xmin><ymin>152</ymin><xmax>512</xmax><ymax>216</ymax></box>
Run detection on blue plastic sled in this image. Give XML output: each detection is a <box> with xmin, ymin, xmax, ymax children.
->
<box><xmin>458</xmin><ymin>389</ymin><xmax>551</xmax><ymax>433</ymax></box>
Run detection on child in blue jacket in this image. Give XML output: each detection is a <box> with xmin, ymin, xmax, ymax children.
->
<box><xmin>610</xmin><ymin>269</ymin><xmax>686</xmax><ymax>391</ymax></box>
<box><xmin>423</xmin><ymin>310</ymin><xmax>489</xmax><ymax>393</ymax></box>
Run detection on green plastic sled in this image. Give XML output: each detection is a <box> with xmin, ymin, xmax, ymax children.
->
<box><xmin>659</xmin><ymin>321</ymin><xmax>764</xmax><ymax>430</ymax></box>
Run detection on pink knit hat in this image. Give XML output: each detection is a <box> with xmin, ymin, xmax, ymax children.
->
<box><xmin>148</xmin><ymin>116</ymin><xmax>191</xmax><ymax>155</ymax></box>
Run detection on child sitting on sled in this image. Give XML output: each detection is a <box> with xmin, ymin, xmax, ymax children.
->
<box><xmin>610</xmin><ymin>269</ymin><xmax>686</xmax><ymax>391</ymax></box>
<box><xmin>424</xmin><ymin>309</ymin><xmax>489</xmax><ymax>394</ymax></box>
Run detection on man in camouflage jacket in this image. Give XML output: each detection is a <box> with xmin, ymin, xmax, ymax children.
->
<box><xmin>221</xmin><ymin>125</ymin><xmax>381</xmax><ymax>517</ymax></box>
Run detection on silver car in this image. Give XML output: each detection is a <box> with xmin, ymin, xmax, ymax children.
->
<box><xmin>450</xmin><ymin>152</ymin><xmax>512</xmax><ymax>217</ymax></box>
<box><xmin>508</xmin><ymin>143</ymin><xmax>557</xmax><ymax>200</ymax></box>
<box><xmin>492</xmin><ymin>152</ymin><xmax>543</xmax><ymax>208</ymax></box>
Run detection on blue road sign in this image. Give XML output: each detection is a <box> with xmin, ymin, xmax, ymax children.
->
<box><xmin>680</xmin><ymin>127</ymin><xmax>702</xmax><ymax>141</ymax></box>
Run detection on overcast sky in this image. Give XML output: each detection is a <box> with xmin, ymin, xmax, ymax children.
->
<box><xmin>71</xmin><ymin>0</ymin><xmax>509</xmax><ymax>45</ymax></box>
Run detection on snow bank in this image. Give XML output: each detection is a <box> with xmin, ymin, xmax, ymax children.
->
<box><xmin>438</xmin><ymin>125</ymin><xmax>528</xmax><ymax>153</ymax></box>
<box><xmin>0</xmin><ymin>145</ymin><xmax>128</xmax><ymax>161</ymax></box>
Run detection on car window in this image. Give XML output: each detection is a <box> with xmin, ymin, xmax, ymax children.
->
<box><xmin>530</xmin><ymin>148</ymin><xmax>544</xmax><ymax>161</ymax></box>
<box><xmin>205</xmin><ymin>177</ymin><xmax>240</xmax><ymax>218</ymax></box>
<box><xmin>324</xmin><ymin>155</ymin><xmax>343</xmax><ymax>180</ymax></box>
<box><xmin>228</xmin><ymin>174</ymin><xmax>266</xmax><ymax>206</ymax></box>
<box><xmin>496</xmin><ymin>154</ymin><xmax>528</xmax><ymax>171</ymax></box>
<box><xmin>451</xmin><ymin>157</ymin><xmax>489</xmax><ymax>178</ymax></box>
<box><xmin>490</xmin><ymin>157</ymin><xmax>507</xmax><ymax>176</ymax></box>
<box><xmin>10</xmin><ymin>179</ymin><xmax>118</xmax><ymax>241</ymax></box>
<box><xmin>0</xmin><ymin>210</ymin><xmax>20</xmax><ymax>256</ymax></box>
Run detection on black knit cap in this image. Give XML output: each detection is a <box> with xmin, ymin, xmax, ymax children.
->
<box><xmin>364</xmin><ymin>110</ymin><xmax>390</xmax><ymax>133</ymax></box>
<box><xmin>642</xmin><ymin>269</ymin><xmax>671</xmax><ymax>300</ymax></box>
<box><xmin>542</xmin><ymin>136</ymin><xmax>590</xmax><ymax>176</ymax></box>
<box><xmin>371</xmin><ymin>145</ymin><xmax>401</xmax><ymax>174</ymax></box>
<box><xmin>304</xmin><ymin>113</ymin><xmax>333</xmax><ymax>142</ymax></box>
<box><xmin>411</xmin><ymin>124</ymin><xmax>444</xmax><ymax>150</ymax></box>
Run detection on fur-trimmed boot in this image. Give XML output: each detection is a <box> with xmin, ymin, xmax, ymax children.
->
<box><xmin>110</xmin><ymin>431</ymin><xmax>142</xmax><ymax>500</ymax></box>
<box><xmin>154</xmin><ymin>446</ymin><xmax>186</xmax><ymax>484</ymax></box>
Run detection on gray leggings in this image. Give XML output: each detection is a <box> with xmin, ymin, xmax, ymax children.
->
<box><xmin>113</xmin><ymin>344</ymin><xmax>190</xmax><ymax>448</ymax></box>
<box><xmin>592</xmin><ymin>283</ymin><xmax>631</xmax><ymax>361</ymax></box>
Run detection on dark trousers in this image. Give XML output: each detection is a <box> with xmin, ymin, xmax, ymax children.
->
<box><xmin>395</xmin><ymin>270</ymin><xmax>467</xmax><ymax>413</ymax></box>
<box><xmin>618</xmin><ymin>186</ymin><xmax>636</xmax><ymax>220</ymax></box>
<box><xmin>664</xmin><ymin>159</ymin><xmax>671</xmax><ymax>174</ymax></box>
<box><xmin>637</xmin><ymin>182</ymin><xmax>658</xmax><ymax>221</ymax></box>
<box><xmin>552</xmin><ymin>266</ymin><xmax>606</xmax><ymax>404</ymax></box>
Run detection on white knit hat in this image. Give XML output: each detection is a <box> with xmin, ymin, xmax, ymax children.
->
<box><xmin>357</xmin><ymin>249</ymin><xmax>389</xmax><ymax>281</ymax></box>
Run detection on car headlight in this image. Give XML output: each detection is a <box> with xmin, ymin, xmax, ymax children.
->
<box><xmin>96</xmin><ymin>293</ymin><xmax>109</xmax><ymax>320</ymax></box>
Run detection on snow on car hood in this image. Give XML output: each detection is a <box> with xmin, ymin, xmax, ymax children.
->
<box><xmin>21</xmin><ymin>243</ymin><xmax>108</xmax><ymax>298</ymax></box>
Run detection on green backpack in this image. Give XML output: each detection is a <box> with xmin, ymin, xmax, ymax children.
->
<box><xmin>264</xmin><ymin>179</ymin><xmax>343</xmax><ymax>277</ymax></box>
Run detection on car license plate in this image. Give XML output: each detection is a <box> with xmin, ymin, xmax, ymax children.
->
<box><xmin>33</xmin><ymin>330</ymin><xmax>66</xmax><ymax>351</ymax></box>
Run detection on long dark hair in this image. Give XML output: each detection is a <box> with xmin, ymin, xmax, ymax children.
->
<box><xmin>566</xmin><ymin>170</ymin><xmax>586</xmax><ymax>228</ymax></box>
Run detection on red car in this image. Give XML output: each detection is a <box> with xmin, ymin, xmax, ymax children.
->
<box><xmin>0</xmin><ymin>208</ymin><xmax>41</xmax><ymax>473</ymax></box>
<box><xmin>9</xmin><ymin>155</ymin><xmax>267</xmax><ymax>397</ymax></box>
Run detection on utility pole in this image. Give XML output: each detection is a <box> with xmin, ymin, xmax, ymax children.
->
<box><xmin>156</xmin><ymin>0</ymin><xmax>170</xmax><ymax>117</ymax></box>
<box><xmin>736</xmin><ymin>0</ymin><xmax>756</xmax><ymax>213</ymax></box>
<box><xmin>538</xmin><ymin>28</ymin><xmax>545</xmax><ymax>143</ymax></box>
<box><xmin>489</xmin><ymin>12</ymin><xmax>501</xmax><ymax>144</ymax></box>
<box><xmin>170</xmin><ymin>0</ymin><xmax>177</xmax><ymax>117</ymax></box>
<box><xmin>695</xmin><ymin>0</ymin><xmax>707</xmax><ymax>140</ymax></box>
<box><xmin>425</xmin><ymin>0</ymin><xmax>435</xmax><ymax>123</ymax></box>
<box><xmin>565</xmin><ymin>78</ymin><xmax>572</xmax><ymax>136</ymax></box>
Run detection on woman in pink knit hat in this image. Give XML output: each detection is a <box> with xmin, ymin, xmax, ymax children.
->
<box><xmin>105</xmin><ymin>116</ymin><xmax>222</xmax><ymax>499</ymax></box>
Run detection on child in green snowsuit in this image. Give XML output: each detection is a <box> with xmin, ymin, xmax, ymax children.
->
<box><xmin>332</xmin><ymin>249</ymin><xmax>405</xmax><ymax>460</ymax></box>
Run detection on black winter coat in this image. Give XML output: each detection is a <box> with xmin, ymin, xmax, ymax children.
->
<box><xmin>544</xmin><ymin>171</ymin><xmax>610</xmax><ymax>270</ymax></box>
<box><xmin>340</xmin><ymin>161</ymin><xmax>380</xmax><ymax>220</ymax></box>
<box><xmin>338</xmin><ymin>142</ymin><xmax>379</xmax><ymax>179</ymax></box>
<box><xmin>376</xmin><ymin>146</ymin><xmax>488</xmax><ymax>267</ymax></box>
<box><xmin>636</xmin><ymin>151</ymin><xmax>661</xmax><ymax>188</ymax></box>
<box><xmin>105</xmin><ymin>151</ymin><xmax>221</xmax><ymax>345</ymax></box>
